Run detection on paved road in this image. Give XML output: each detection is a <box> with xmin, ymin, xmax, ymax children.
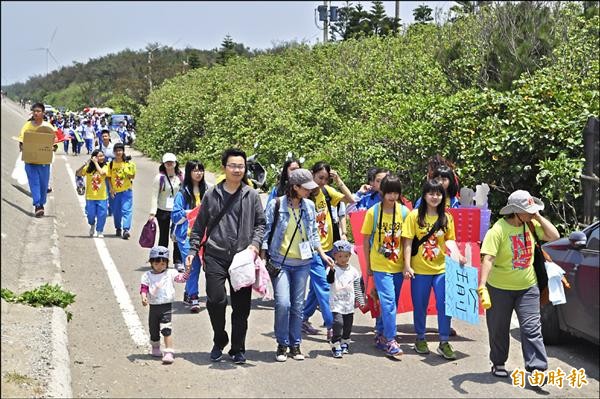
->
<box><xmin>1</xmin><ymin>100</ymin><xmax>599</xmax><ymax>398</ymax></box>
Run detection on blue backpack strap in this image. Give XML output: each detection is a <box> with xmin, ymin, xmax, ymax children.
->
<box><xmin>369</xmin><ymin>203</ymin><xmax>379</xmax><ymax>248</ymax></box>
<box><xmin>159</xmin><ymin>174</ymin><xmax>165</xmax><ymax>192</ymax></box>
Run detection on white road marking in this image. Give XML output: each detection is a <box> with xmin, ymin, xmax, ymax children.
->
<box><xmin>62</xmin><ymin>155</ymin><xmax>149</xmax><ymax>347</ymax></box>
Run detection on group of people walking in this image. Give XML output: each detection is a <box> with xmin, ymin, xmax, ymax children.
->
<box><xmin>18</xmin><ymin>104</ymin><xmax>561</xmax><ymax>379</ymax></box>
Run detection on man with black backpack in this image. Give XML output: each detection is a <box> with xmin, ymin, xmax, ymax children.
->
<box><xmin>186</xmin><ymin>148</ymin><xmax>265</xmax><ymax>364</ymax></box>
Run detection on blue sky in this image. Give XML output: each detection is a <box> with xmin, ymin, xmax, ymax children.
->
<box><xmin>1</xmin><ymin>1</ymin><xmax>452</xmax><ymax>85</ymax></box>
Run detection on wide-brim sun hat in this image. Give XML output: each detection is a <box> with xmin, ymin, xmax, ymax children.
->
<box><xmin>162</xmin><ymin>153</ymin><xmax>177</xmax><ymax>163</ymax></box>
<box><xmin>499</xmin><ymin>190</ymin><xmax>545</xmax><ymax>215</ymax></box>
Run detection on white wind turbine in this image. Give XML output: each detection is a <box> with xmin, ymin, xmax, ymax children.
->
<box><xmin>30</xmin><ymin>27</ymin><xmax>60</xmax><ymax>75</ymax></box>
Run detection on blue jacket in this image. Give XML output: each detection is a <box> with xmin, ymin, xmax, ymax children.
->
<box><xmin>170</xmin><ymin>184</ymin><xmax>212</xmax><ymax>243</ymax></box>
<box><xmin>262</xmin><ymin>195</ymin><xmax>321</xmax><ymax>259</ymax></box>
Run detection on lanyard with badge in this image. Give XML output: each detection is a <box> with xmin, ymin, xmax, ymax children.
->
<box><xmin>291</xmin><ymin>206</ymin><xmax>312</xmax><ymax>260</ymax></box>
<box><xmin>164</xmin><ymin>175</ymin><xmax>176</xmax><ymax>209</ymax></box>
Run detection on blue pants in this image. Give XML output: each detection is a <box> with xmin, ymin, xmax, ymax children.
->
<box><xmin>112</xmin><ymin>189</ymin><xmax>133</xmax><ymax>231</ymax></box>
<box><xmin>373</xmin><ymin>271</ymin><xmax>404</xmax><ymax>341</ymax></box>
<box><xmin>274</xmin><ymin>264</ymin><xmax>311</xmax><ymax>347</ymax></box>
<box><xmin>303</xmin><ymin>252</ymin><xmax>333</xmax><ymax>329</ymax></box>
<box><xmin>84</xmin><ymin>138</ymin><xmax>94</xmax><ymax>153</ymax></box>
<box><xmin>177</xmin><ymin>239</ymin><xmax>201</xmax><ymax>298</ymax></box>
<box><xmin>24</xmin><ymin>163</ymin><xmax>50</xmax><ymax>207</ymax></box>
<box><xmin>411</xmin><ymin>273</ymin><xmax>451</xmax><ymax>341</ymax></box>
<box><xmin>85</xmin><ymin>199</ymin><xmax>107</xmax><ymax>232</ymax></box>
<box><xmin>63</xmin><ymin>139</ymin><xmax>70</xmax><ymax>154</ymax></box>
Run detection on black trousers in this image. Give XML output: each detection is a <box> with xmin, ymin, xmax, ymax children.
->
<box><xmin>155</xmin><ymin>208</ymin><xmax>181</xmax><ymax>263</ymax></box>
<box><xmin>331</xmin><ymin>312</ymin><xmax>354</xmax><ymax>343</ymax></box>
<box><xmin>204</xmin><ymin>253</ymin><xmax>252</xmax><ymax>355</ymax></box>
<box><xmin>148</xmin><ymin>303</ymin><xmax>173</xmax><ymax>342</ymax></box>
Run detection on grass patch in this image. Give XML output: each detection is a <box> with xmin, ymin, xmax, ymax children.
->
<box><xmin>1</xmin><ymin>284</ymin><xmax>75</xmax><ymax>321</ymax></box>
<box><xmin>4</xmin><ymin>371</ymin><xmax>34</xmax><ymax>385</ymax></box>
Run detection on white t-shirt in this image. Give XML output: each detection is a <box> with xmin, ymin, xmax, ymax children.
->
<box><xmin>83</xmin><ymin>125</ymin><xmax>96</xmax><ymax>140</ymax></box>
<box><xmin>140</xmin><ymin>269</ymin><xmax>180</xmax><ymax>305</ymax></box>
<box><xmin>329</xmin><ymin>265</ymin><xmax>361</xmax><ymax>314</ymax></box>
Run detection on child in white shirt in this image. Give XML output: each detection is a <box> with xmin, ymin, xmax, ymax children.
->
<box><xmin>140</xmin><ymin>246</ymin><xmax>188</xmax><ymax>364</ymax></box>
<box><xmin>327</xmin><ymin>240</ymin><xmax>366</xmax><ymax>358</ymax></box>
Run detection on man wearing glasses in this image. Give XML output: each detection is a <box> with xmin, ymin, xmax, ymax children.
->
<box><xmin>187</xmin><ymin>148</ymin><xmax>265</xmax><ymax>364</ymax></box>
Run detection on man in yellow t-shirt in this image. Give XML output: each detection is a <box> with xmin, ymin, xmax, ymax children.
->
<box><xmin>313</xmin><ymin>185</ymin><xmax>345</xmax><ymax>252</ymax></box>
<box><xmin>108</xmin><ymin>143</ymin><xmax>136</xmax><ymax>239</ymax></box>
<box><xmin>17</xmin><ymin>102</ymin><xmax>58</xmax><ymax>217</ymax></box>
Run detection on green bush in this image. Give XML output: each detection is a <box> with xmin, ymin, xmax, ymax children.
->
<box><xmin>137</xmin><ymin>7</ymin><xmax>598</xmax><ymax>233</ymax></box>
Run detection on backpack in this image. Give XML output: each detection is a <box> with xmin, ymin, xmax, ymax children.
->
<box><xmin>369</xmin><ymin>203</ymin><xmax>409</xmax><ymax>248</ymax></box>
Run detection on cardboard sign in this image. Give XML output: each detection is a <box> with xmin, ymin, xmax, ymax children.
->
<box><xmin>22</xmin><ymin>126</ymin><xmax>55</xmax><ymax>165</ymax></box>
<box><xmin>445</xmin><ymin>255</ymin><xmax>480</xmax><ymax>325</ymax></box>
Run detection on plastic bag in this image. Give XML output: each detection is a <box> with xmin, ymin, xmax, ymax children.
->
<box><xmin>229</xmin><ymin>249</ymin><xmax>256</xmax><ymax>291</ymax></box>
<box><xmin>11</xmin><ymin>155</ymin><xmax>28</xmax><ymax>186</ymax></box>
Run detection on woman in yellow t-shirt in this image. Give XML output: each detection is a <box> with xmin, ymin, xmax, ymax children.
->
<box><xmin>302</xmin><ymin>161</ymin><xmax>355</xmax><ymax>337</ymax></box>
<box><xmin>402</xmin><ymin>179</ymin><xmax>464</xmax><ymax>361</ymax></box>
<box><xmin>478</xmin><ymin>190</ymin><xmax>559</xmax><ymax>378</ymax></box>
<box><xmin>361</xmin><ymin>175</ymin><xmax>408</xmax><ymax>358</ymax></box>
<box><xmin>76</xmin><ymin>149</ymin><xmax>109</xmax><ymax>238</ymax></box>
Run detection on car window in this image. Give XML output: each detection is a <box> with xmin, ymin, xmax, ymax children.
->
<box><xmin>587</xmin><ymin>225</ymin><xmax>599</xmax><ymax>251</ymax></box>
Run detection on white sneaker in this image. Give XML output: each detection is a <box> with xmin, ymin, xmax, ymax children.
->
<box><xmin>97</xmin><ymin>233</ymin><xmax>104</xmax><ymax>238</ymax></box>
<box><xmin>175</xmin><ymin>263</ymin><xmax>185</xmax><ymax>272</ymax></box>
<box><xmin>89</xmin><ymin>224</ymin><xmax>95</xmax><ymax>237</ymax></box>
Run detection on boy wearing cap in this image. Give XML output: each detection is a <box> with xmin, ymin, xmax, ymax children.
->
<box><xmin>479</xmin><ymin>190</ymin><xmax>559</xmax><ymax>378</ymax></box>
<box><xmin>140</xmin><ymin>246</ymin><xmax>188</xmax><ymax>364</ymax></box>
<box><xmin>327</xmin><ymin>239</ymin><xmax>365</xmax><ymax>358</ymax></box>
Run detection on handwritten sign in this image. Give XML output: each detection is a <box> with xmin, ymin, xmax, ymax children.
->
<box><xmin>445</xmin><ymin>255</ymin><xmax>479</xmax><ymax>325</ymax></box>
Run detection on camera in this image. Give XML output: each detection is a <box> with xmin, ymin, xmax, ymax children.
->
<box><xmin>378</xmin><ymin>246</ymin><xmax>393</xmax><ymax>259</ymax></box>
<box><xmin>125</xmin><ymin>155</ymin><xmax>132</xmax><ymax>162</ymax></box>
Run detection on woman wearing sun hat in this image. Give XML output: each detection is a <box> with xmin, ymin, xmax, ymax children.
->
<box><xmin>478</xmin><ymin>190</ymin><xmax>559</xmax><ymax>378</ymax></box>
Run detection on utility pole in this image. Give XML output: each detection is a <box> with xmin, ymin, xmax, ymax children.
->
<box><xmin>323</xmin><ymin>1</ymin><xmax>329</xmax><ymax>43</ymax></box>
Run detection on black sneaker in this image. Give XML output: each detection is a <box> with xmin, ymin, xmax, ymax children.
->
<box><xmin>183</xmin><ymin>293</ymin><xmax>191</xmax><ymax>306</ymax></box>
<box><xmin>210</xmin><ymin>345</ymin><xmax>223</xmax><ymax>362</ymax></box>
<box><xmin>116</xmin><ymin>228</ymin><xmax>122</xmax><ymax>237</ymax></box>
<box><xmin>230</xmin><ymin>352</ymin><xmax>246</xmax><ymax>364</ymax></box>
<box><xmin>290</xmin><ymin>345</ymin><xmax>305</xmax><ymax>360</ymax></box>
<box><xmin>34</xmin><ymin>206</ymin><xmax>44</xmax><ymax>218</ymax></box>
<box><xmin>122</xmin><ymin>229</ymin><xmax>130</xmax><ymax>240</ymax></box>
<box><xmin>276</xmin><ymin>345</ymin><xmax>288</xmax><ymax>362</ymax></box>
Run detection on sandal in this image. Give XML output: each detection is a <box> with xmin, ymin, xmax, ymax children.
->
<box><xmin>491</xmin><ymin>365</ymin><xmax>509</xmax><ymax>378</ymax></box>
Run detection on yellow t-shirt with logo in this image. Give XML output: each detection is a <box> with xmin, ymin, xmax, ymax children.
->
<box><xmin>313</xmin><ymin>185</ymin><xmax>345</xmax><ymax>252</ymax></box>
<box><xmin>481</xmin><ymin>219</ymin><xmax>544</xmax><ymax>290</ymax></box>
<box><xmin>401</xmin><ymin>210</ymin><xmax>456</xmax><ymax>275</ymax></box>
<box><xmin>279</xmin><ymin>207</ymin><xmax>307</xmax><ymax>259</ymax></box>
<box><xmin>360</xmin><ymin>203</ymin><xmax>406</xmax><ymax>273</ymax></box>
<box><xmin>109</xmin><ymin>161</ymin><xmax>136</xmax><ymax>193</ymax></box>
<box><xmin>85</xmin><ymin>165</ymin><xmax>109</xmax><ymax>200</ymax></box>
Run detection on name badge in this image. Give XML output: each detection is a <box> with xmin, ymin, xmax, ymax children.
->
<box><xmin>166</xmin><ymin>196</ymin><xmax>175</xmax><ymax>209</ymax></box>
<box><xmin>299</xmin><ymin>241</ymin><xmax>312</xmax><ymax>260</ymax></box>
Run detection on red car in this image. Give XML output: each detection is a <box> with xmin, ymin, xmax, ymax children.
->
<box><xmin>541</xmin><ymin>221</ymin><xmax>599</xmax><ymax>345</ymax></box>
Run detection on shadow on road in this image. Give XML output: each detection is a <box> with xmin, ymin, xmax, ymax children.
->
<box><xmin>2</xmin><ymin>197</ymin><xmax>32</xmax><ymax>217</ymax></box>
<box><xmin>10</xmin><ymin>183</ymin><xmax>31</xmax><ymax>198</ymax></box>
<box><xmin>449</xmin><ymin>371</ymin><xmax>515</xmax><ymax>395</ymax></box>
